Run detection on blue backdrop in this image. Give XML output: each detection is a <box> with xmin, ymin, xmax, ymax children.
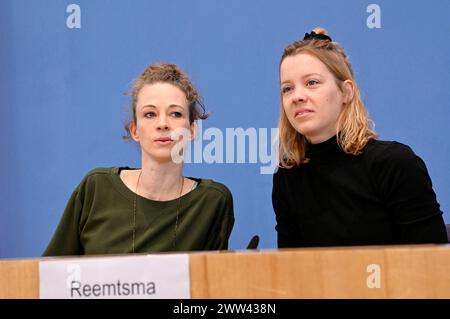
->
<box><xmin>1</xmin><ymin>0</ymin><xmax>449</xmax><ymax>258</ymax></box>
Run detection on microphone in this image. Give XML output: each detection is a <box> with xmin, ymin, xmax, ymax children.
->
<box><xmin>246</xmin><ymin>235</ymin><xmax>260</xmax><ymax>249</ymax></box>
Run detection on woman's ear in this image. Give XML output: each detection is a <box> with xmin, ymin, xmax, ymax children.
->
<box><xmin>129</xmin><ymin>122</ymin><xmax>139</xmax><ymax>142</ymax></box>
<box><xmin>190</xmin><ymin>121</ymin><xmax>197</xmax><ymax>141</ymax></box>
<box><xmin>342</xmin><ymin>80</ymin><xmax>355</xmax><ymax>104</ymax></box>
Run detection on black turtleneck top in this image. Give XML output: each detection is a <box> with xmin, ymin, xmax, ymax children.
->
<box><xmin>272</xmin><ymin>136</ymin><xmax>448</xmax><ymax>247</ymax></box>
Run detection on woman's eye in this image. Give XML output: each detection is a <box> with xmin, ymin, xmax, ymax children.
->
<box><xmin>144</xmin><ymin>112</ymin><xmax>156</xmax><ymax>118</ymax></box>
<box><xmin>171</xmin><ymin>111</ymin><xmax>183</xmax><ymax>118</ymax></box>
<box><xmin>306</xmin><ymin>79</ymin><xmax>319</xmax><ymax>87</ymax></box>
<box><xmin>281</xmin><ymin>86</ymin><xmax>292</xmax><ymax>94</ymax></box>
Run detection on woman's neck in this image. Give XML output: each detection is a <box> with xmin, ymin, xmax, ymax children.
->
<box><xmin>137</xmin><ymin>157</ymin><xmax>184</xmax><ymax>201</ymax></box>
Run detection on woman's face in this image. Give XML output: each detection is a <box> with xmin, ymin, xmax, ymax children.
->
<box><xmin>280</xmin><ymin>53</ymin><xmax>350</xmax><ymax>144</ymax></box>
<box><xmin>131</xmin><ymin>82</ymin><xmax>194</xmax><ymax>163</ymax></box>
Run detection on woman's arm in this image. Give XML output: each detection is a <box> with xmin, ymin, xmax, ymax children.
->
<box><xmin>368</xmin><ymin>142</ymin><xmax>448</xmax><ymax>244</ymax></box>
<box><xmin>272</xmin><ymin>168</ymin><xmax>304</xmax><ymax>248</ymax></box>
<box><xmin>42</xmin><ymin>189</ymin><xmax>83</xmax><ymax>256</ymax></box>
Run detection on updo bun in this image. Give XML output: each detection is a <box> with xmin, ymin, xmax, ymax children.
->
<box><xmin>312</xmin><ymin>27</ymin><xmax>329</xmax><ymax>36</ymax></box>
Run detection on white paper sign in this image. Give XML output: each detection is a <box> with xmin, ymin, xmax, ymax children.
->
<box><xmin>39</xmin><ymin>254</ymin><xmax>190</xmax><ymax>299</ymax></box>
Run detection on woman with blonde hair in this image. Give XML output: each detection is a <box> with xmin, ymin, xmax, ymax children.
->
<box><xmin>272</xmin><ymin>28</ymin><xmax>447</xmax><ymax>247</ymax></box>
<box><xmin>44</xmin><ymin>63</ymin><xmax>234</xmax><ymax>256</ymax></box>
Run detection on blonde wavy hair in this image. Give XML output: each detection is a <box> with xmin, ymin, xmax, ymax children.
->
<box><xmin>278</xmin><ymin>28</ymin><xmax>377</xmax><ymax>168</ymax></box>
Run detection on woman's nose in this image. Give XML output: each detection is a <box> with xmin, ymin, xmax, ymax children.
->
<box><xmin>156</xmin><ymin>115</ymin><xmax>169</xmax><ymax>130</ymax></box>
<box><xmin>292</xmin><ymin>88</ymin><xmax>307</xmax><ymax>104</ymax></box>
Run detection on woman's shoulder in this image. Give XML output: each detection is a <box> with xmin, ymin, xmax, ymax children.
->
<box><xmin>195</xmin><ymin>178</ymin><xmax>233</xmax><ymax>202</ymax></box>
<box><xmin>272</xmin><ymin>164</ymin><xmax>300</xmax><ymax>181</ymax></box>
<box><xmin>76</xmin><ymin>167</ymin><xmax>122</xmax><ymax>188</ymax></box>
<box><xmin>85</xmin><ymin>167</ymin><xmax>117</xmax><ymax>176</ymax></box>
<box><xmin>81</xmin><ymin>167</ymin><xmax>119</xmax><ymax>179</ymax></box>
<box><xmin>363</xmin><ymin>139</ymin><xmax>421</xmax><ymax>167</ymax></box>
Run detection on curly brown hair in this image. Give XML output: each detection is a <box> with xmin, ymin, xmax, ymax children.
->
<box><xmin>124</xmin><ymin>63</ymin><xmax>209</xmax><ymax>141</ymax></box>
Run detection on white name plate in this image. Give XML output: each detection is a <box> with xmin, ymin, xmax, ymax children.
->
<box><xmin>39</xmin><ymin>254</ymin><xmax>190</xmax><ymax>299</ymax></box>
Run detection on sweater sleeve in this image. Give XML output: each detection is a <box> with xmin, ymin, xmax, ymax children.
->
<box><xmin>272</xmin><ymin>168</ymin><xmax>304</xmax><ymax>248</ymax></box>
<box><xmin>203</xmin><ymin>186</ymin><xmax>235</xmax><ymax>250</ymax></box>
<box><xmin>367</xmin><ymin>142</ymin><xmax>448</xmax><ymax>244</ymax></box>
<box><xmin>42</xmin><ymin>188</ymin><xmax>84</xmax><ymax>256</ymax></box>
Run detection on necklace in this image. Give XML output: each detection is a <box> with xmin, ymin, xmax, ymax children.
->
<box><xmin>132</xmin><ymin>170</ymin><xmax>184</xmax><ymax>253</ymax></box>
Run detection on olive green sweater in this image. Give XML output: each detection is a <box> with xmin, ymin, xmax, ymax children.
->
<box><xmin>43</xmin><ymin>167</ymin><xmax>234</xmax><ymax>256</ymax></box>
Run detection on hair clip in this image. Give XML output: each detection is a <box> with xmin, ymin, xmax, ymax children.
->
<box><xmin>303</xmin><ymin>31</ymin><xmax>332</xmax><ymax>42</ymax></box>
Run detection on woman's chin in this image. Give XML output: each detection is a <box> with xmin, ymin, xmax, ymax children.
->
<box><xmin>145</xmin><ymin>151</ymin><xmax>182</xmax><ymax>164</ymax></box>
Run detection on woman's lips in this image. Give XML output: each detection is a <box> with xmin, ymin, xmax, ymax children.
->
<box><xmin>154</xmin><ymin>137</ymin><xmax>174</xmax><ymax>145</ymax></box>
<box><xmin>295</xmin><ymin>109</ymin><xmax>314</xmax><ymax>118</ymax></box>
